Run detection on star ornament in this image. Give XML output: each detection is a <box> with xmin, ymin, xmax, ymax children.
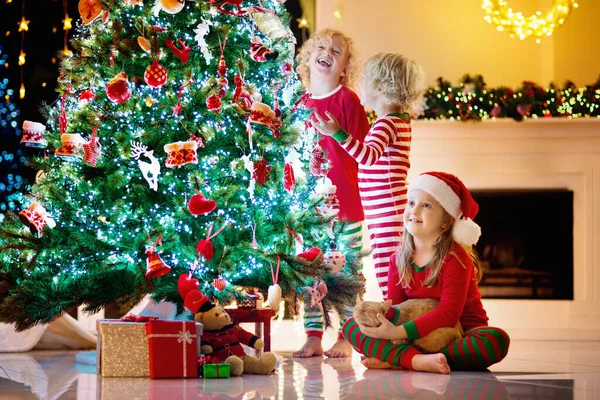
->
<box><xmin>18</xmin><ymin>17</ymin><xmax>30</xmax><ymax>32</ymax></box>
<box><xmin>172</xmin><ymin>103</ymin><xmax>184</xmax><ymax>116</ymax></box>
<box><xmin>63</xmin><ymin>15</ymin><xmax>73</xmax><ymax>30</ymax></box>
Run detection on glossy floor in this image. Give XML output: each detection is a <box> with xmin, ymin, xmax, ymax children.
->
<box><xmin>1</xmin><ymin>338</ymin><xmax>600</xmax><ymax>399</ymax></box>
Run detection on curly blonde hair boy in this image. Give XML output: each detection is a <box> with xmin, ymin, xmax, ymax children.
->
<box><xmin>295</xmin><ymin>29</ymin><xmax>360</xmax><ymax>89</ymax></box>
<box><xmin>364</xmin><ymin>53</ymin><xmax>425</xmax><ymax>110</ymax></box>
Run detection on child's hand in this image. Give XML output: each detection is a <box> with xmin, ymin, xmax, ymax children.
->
<box><xmin>312</xmin><ymin>110</ymin><xmax>341</xmax><ymax>137</ymax></box>
<box><xmin>357</xmin><ymin>313</ymin><xmax>404</xmax><ymax>340</ymax></box>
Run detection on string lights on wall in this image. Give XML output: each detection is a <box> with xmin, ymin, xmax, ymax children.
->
<box><xmin>482</xmin><ymin>0</ymin><xmax>578</xmax><ymax>42</ymax></box>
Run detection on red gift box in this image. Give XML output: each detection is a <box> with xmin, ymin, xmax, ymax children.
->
<box><xmin>146</xmin><ymin>320</ymin><xmax>198</xmax><ymax>379</ymax></box>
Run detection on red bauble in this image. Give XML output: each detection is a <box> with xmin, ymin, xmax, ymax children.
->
<box><xmin>178</xmin><ymin>274</ymin><xmax>200</xmax><ymax>299</ymax></box>
<box><xmin>196</xmin><ymin>239</ymin><xmax>214</xmax><ymax>261</ymax></box>
<box><xmin>206</xmin><ymin>93</ymin><xmax>222</xmax><ymax>111</ymax></box>
<box><xmin>217</xmin><ymin>88</ymin><xmax>227</xmax><ymax>99</ymax></box>
<box><xmin>188</xmin><ymin>192</ymin><xmax>216</xmax><ymax>216</ymax></box>
<box><xmin>105</xmin><ymin>72</ymin><xmax>131</xmax><ymax>104</ymax></box>
<box><xmin>144</xmin><ymin>61</ymin><xmax>168</xmax><ymax>88</ymax></box>
<box><xmin>213</xmin><ymin>277</ymin><xmax>227</xmax><ymax>291</ymax></box>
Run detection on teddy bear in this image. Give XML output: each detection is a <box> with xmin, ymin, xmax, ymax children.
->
<box><xmin>178</xmin><ymin>274</ymin><xmax>277</xmax><ymax>376</ymax></box>
<box><xmin>353</xmin><ymin>299</ymin><xmax>463</xmax><ymax>353</ymax></box>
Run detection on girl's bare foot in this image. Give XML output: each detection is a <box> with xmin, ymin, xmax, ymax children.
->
<box><xmin>362</xmin><ymin>357</ymin><xmax>392</xmax><ymax>369</ymax></box>
<box><xmin>324</xmin><ymin>338</ymin><xmax>353</xmax><ymax>358</ymax></box>
<box><xmin>411</xmin><ymin>372</ymin><xmax>451</xmax><ymax>394</ymax></box>
<box><xmin>411</xmin><ymin>353</ymin><xmax>451</xmax><ymax>374</ymax></box>
<box><xmin>293</xmin><ymin>336</ymin><xmax>324</xmax><ymax>358</ymax></box>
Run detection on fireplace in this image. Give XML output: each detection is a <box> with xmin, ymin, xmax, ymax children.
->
<box><xmin>472</xmin><ymin>189</ymin><xmax>573</xmax><ymax>300</ymax></box>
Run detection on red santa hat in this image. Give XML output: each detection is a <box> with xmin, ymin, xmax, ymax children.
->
<box><xmin>408</xmin><ymin>172</ymin><xmax>481</xmax><ymax>246</ymax></box>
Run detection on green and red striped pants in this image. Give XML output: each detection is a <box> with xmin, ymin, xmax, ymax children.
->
<box><xmin>342</xmin><ymin>318</ymin><xmax>510</xmax><ymax>370</ymax></box>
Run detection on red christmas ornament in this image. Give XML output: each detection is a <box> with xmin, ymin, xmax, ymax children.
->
<box><xmin>217</xmin><ymin>55</ymin><xmax>228</xmax><ymax>77</ymax></box>
<box><xmin>105</xmin><ymin>72</ymin><xmax>131</xmax><ymax>104</ymax></box>
<box><xmin>250</xmin><ymin>36</ymin><xmax>277</xmax><ymax>62</ymax></box>
<box><xmin>145</xmin><ymin>250</ymin><xmax>171</xmax><ymax>278</ymax></box>
<box><xmin>213</xmin><ymin>277</ymin><xmax>227</xmax><ymax>291</ymax></box>
<box><xmin>206</xmin><ymin>93</ymin><xmax>222</xmax><ymax>111</ymax></box>
<box><xmin>145</xmin><ymin>233</ymin><xmax>171</xmax><ymax>279</ymax></box>
<box><xmin>297</xmin><ymin>247</ymin><xmax>323</xmax><ymax>263</ymax></box>
<box><xmin>79</xmin><ymin>90</ymin><xmax>96</xmax><ymax>102</ymax></box>
<box><xmin>144</xmin><ymin>61</ymin><xmax>168</xmax><ymax>88</ymax></box>
<box><xmin>188</xmin><ymin>192</ymin><xmax>216</xmax><ymax>216</ymax></box>
<box><xmin>196</xmin><ymin>239</ymin><xmax>214</xmax><ymax>262</ymax></box>
<box><xmin>252</xmin><ymin>158</ymin><xmax>271</xmax><ymax>186</ymax></box>
<box><xmin>164</xmin><ymin>38</ymin><xmax>190</xmax><ymax>63</ymax></box>
<box><xmin>178</xmin><ymin>274</ymin><xmax>200</xmax><ymax>299</ymax></box>
<box><xmin>283</xmin><ymin>162</ymin><xmax>295</xmax><ymax>193</ymax></box>
<box><xmin>79</xmin><ymin>0</ymin><xmax>103</xmax><ymax>25</ymax></box>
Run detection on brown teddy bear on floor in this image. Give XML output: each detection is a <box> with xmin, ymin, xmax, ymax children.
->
<box><xmin>179</xmin><ymin>274</ymin><xmax>277</xmax><ymax>376</ymax></box>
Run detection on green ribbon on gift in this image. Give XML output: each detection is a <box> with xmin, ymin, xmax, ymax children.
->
<box><xmin>203</xmin><ymin>363</ymin><xmax>230</xmax><ymax>379</ymax></box>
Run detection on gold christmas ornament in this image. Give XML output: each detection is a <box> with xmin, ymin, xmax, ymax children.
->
<box><xmin>482</xmin><ymin>0</ymin><xmax>578</xmax><ymax>41</ymax></box>
<box><xmin>160</xmin><ymin>0</ymin><xmax>185</xmax><ymax>14</ymax></box>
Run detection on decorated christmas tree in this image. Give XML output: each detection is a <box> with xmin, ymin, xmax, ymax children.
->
<box><xmin>0</xmin><ymin>45</ymin><xmax>28</xmax><ymax>216</ymax></box>
<box><xmin>0</xmin><ymin>0</ymin><xmax>364</xmax><ymax>331</ymax></box>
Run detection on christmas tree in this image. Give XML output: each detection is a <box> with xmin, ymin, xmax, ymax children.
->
<box><xmin>0</xmin><ymin>0</ymin><xmax>364</xmax><ymax>331</ymax></box>
<box><xmin>0</xmin><ymin>45</ymin><xmax>28</xmax><ymax>216</ymax></box>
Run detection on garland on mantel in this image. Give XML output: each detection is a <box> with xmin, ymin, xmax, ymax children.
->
<box><xmin>367</xmin><ymin>75</ymin><xmax>600</xmax><ymax>123</ymax></box>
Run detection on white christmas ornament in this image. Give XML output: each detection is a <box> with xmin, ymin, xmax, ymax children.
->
<box><xmin>241</xmin><ymin>154</ymin><xmax>256</xmax><ymax>200</ymax></box>
<box><xmin>266</xmin><ymin>256</ymin><xmax>282</xmax><ymax>311</ymax></box>
<box><xmin>194</xmin><ymin>19</ymin><xmax>213</xmax><ymax>65</ymax></box>
<box><xmin>131</xmin><ymin>141</ymin><xmax>161</xmax><ymax>191</ymax></box>
<box><xmin>324</xmin><ymin>244</ymin><xmax>346</xmax><ymax>274</ymax></box>
<box><xmin>284</xmin><ymin>148</ymin><xmax>306</xmax><ymax>182</ymax></box>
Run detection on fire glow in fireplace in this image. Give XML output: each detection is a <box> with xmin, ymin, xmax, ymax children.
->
<box><xmin>472</xmin><ymin>189</ymin><xmax>573</xmax><ymax>300</ymax></box>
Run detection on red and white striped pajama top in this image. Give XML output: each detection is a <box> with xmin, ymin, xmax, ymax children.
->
<box><xmin>331</xmin><ymin>112</ymin><xmax>411</xmax><ymax>298</ymax></box>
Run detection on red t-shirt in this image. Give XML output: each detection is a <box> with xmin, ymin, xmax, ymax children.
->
<box><xmin>304</xmin><ymin>85</ymin><xmax>370</xmax><ymax>222</ymax></box>
<box><xmin>386</xmin><ymin>244</ymin><xmax>489</xmax><ymax>339</ymax></box>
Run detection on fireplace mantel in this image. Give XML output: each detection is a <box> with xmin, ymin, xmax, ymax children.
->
<box><xmin>409</xmin><ymin>118</ymin><xmax>600</xmax><ymax>339</ymax></box>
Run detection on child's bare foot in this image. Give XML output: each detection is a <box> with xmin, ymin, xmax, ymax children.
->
<box><xmin>293</xmin><ymin>336</ymin><xmax>324</xmax><ymax>358</ymax></box>
<box><xmin>324</xmin><ymin>338</ymin><xmax>353</xmax><ymax>358</ymax></box>
<box><xmin>362</xmin><ymin>357</ymin><xmax>392</xmax><ymax>369</ymax></box>
<box><xmin>411</xmin><ymin>353</ymin><xmax>450</xmax><ymax>374</ymax></box>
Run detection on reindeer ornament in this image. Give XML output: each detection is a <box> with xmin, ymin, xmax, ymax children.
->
<box><xmin>131</xmin><ymin>141</ymin><xmax>161</xmax><ymax>191</ymax></box>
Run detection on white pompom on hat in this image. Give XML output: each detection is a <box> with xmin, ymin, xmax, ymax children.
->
<box><xmin>408</xmin><ymin>172</ymin><xmax>481</xmax><ymax>246</ymax></box>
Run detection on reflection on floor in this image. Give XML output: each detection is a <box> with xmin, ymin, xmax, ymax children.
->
<box><xmin>1</xmin><ymin>339</ymin><xmax>600</xmax><ymax>399</ymax></box>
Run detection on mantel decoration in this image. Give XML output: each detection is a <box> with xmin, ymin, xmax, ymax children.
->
<box><xmin>390</xmin><ymin>74</ymin><xmax>600</xmax><ymax>123</ymax></box>
<box><xmin>482</xmin><ymin>0</ymin><xmax>578</xmax><ymax>42</ymax></box>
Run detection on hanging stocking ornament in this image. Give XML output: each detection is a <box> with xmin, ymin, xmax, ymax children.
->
<box><xmin>21</xmin><ymin>121</ymin><xmax>47</xmax><ymax>148</ymax></box>
<box><xmin>267</xmin><ymin>256</ymin><xmax>282</xmax><ymax>312</ymax></box>
<box><xmin>309</xmin><ymin>144</ymin><xmax>327</xmax><ymax>177</ymax></box>
<box><xmin>83</xmin><ymin>121</ymin><xmax>102</xmax><ymax>166</ymax></box>
<box><xmin>145</xmin><ymin>232</ymin><xmax>171</xmax><ymax>278</ymax></box>
<box><xmin>19</xmin><ymin>202</ymin><xmax>56</xmax><ymax>238</ymax></box>
<box><xmin>252</xmin><ymin>158</ymin><xmax>271</xmax><ymax>186</ymax></box>
<box><xmin>196</xmin><ymin>222</ymin><xmax>227</xmax><ymax>262</ymax></box>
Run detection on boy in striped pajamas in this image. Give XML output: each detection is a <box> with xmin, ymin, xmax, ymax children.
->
<box><xmin>313</xmin><ymin>53</ymin><xmax>423</xmax><ymax>300</ymax></box>
<box><xmin>343</xmin><ymin>172</ymin><xmax>510</xmax><ymax>373</ymax></box>
<box><xmin>293</xmin><ymin>29</ymin><xmax>370</xmax><ymax>358</ymax></box>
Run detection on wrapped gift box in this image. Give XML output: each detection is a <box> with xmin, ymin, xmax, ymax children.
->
<box><xmin>146</xmin><ymin>320</ymin><xmax>198</xmax><ymax>379</ymax></box>
<box><xmin>97</xmin><ymin>318</ymin><xmax>203</xmax><ymax>378</ymax></box>
<box><xmin>97</xmin><ymin>320</ymin><xmax>150</xmax><ymax>377</ymax></box>
<box><xmin>202</xmin><ymin>363</ymin><xmax>230</xmax><ymax>379</ymax></box>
